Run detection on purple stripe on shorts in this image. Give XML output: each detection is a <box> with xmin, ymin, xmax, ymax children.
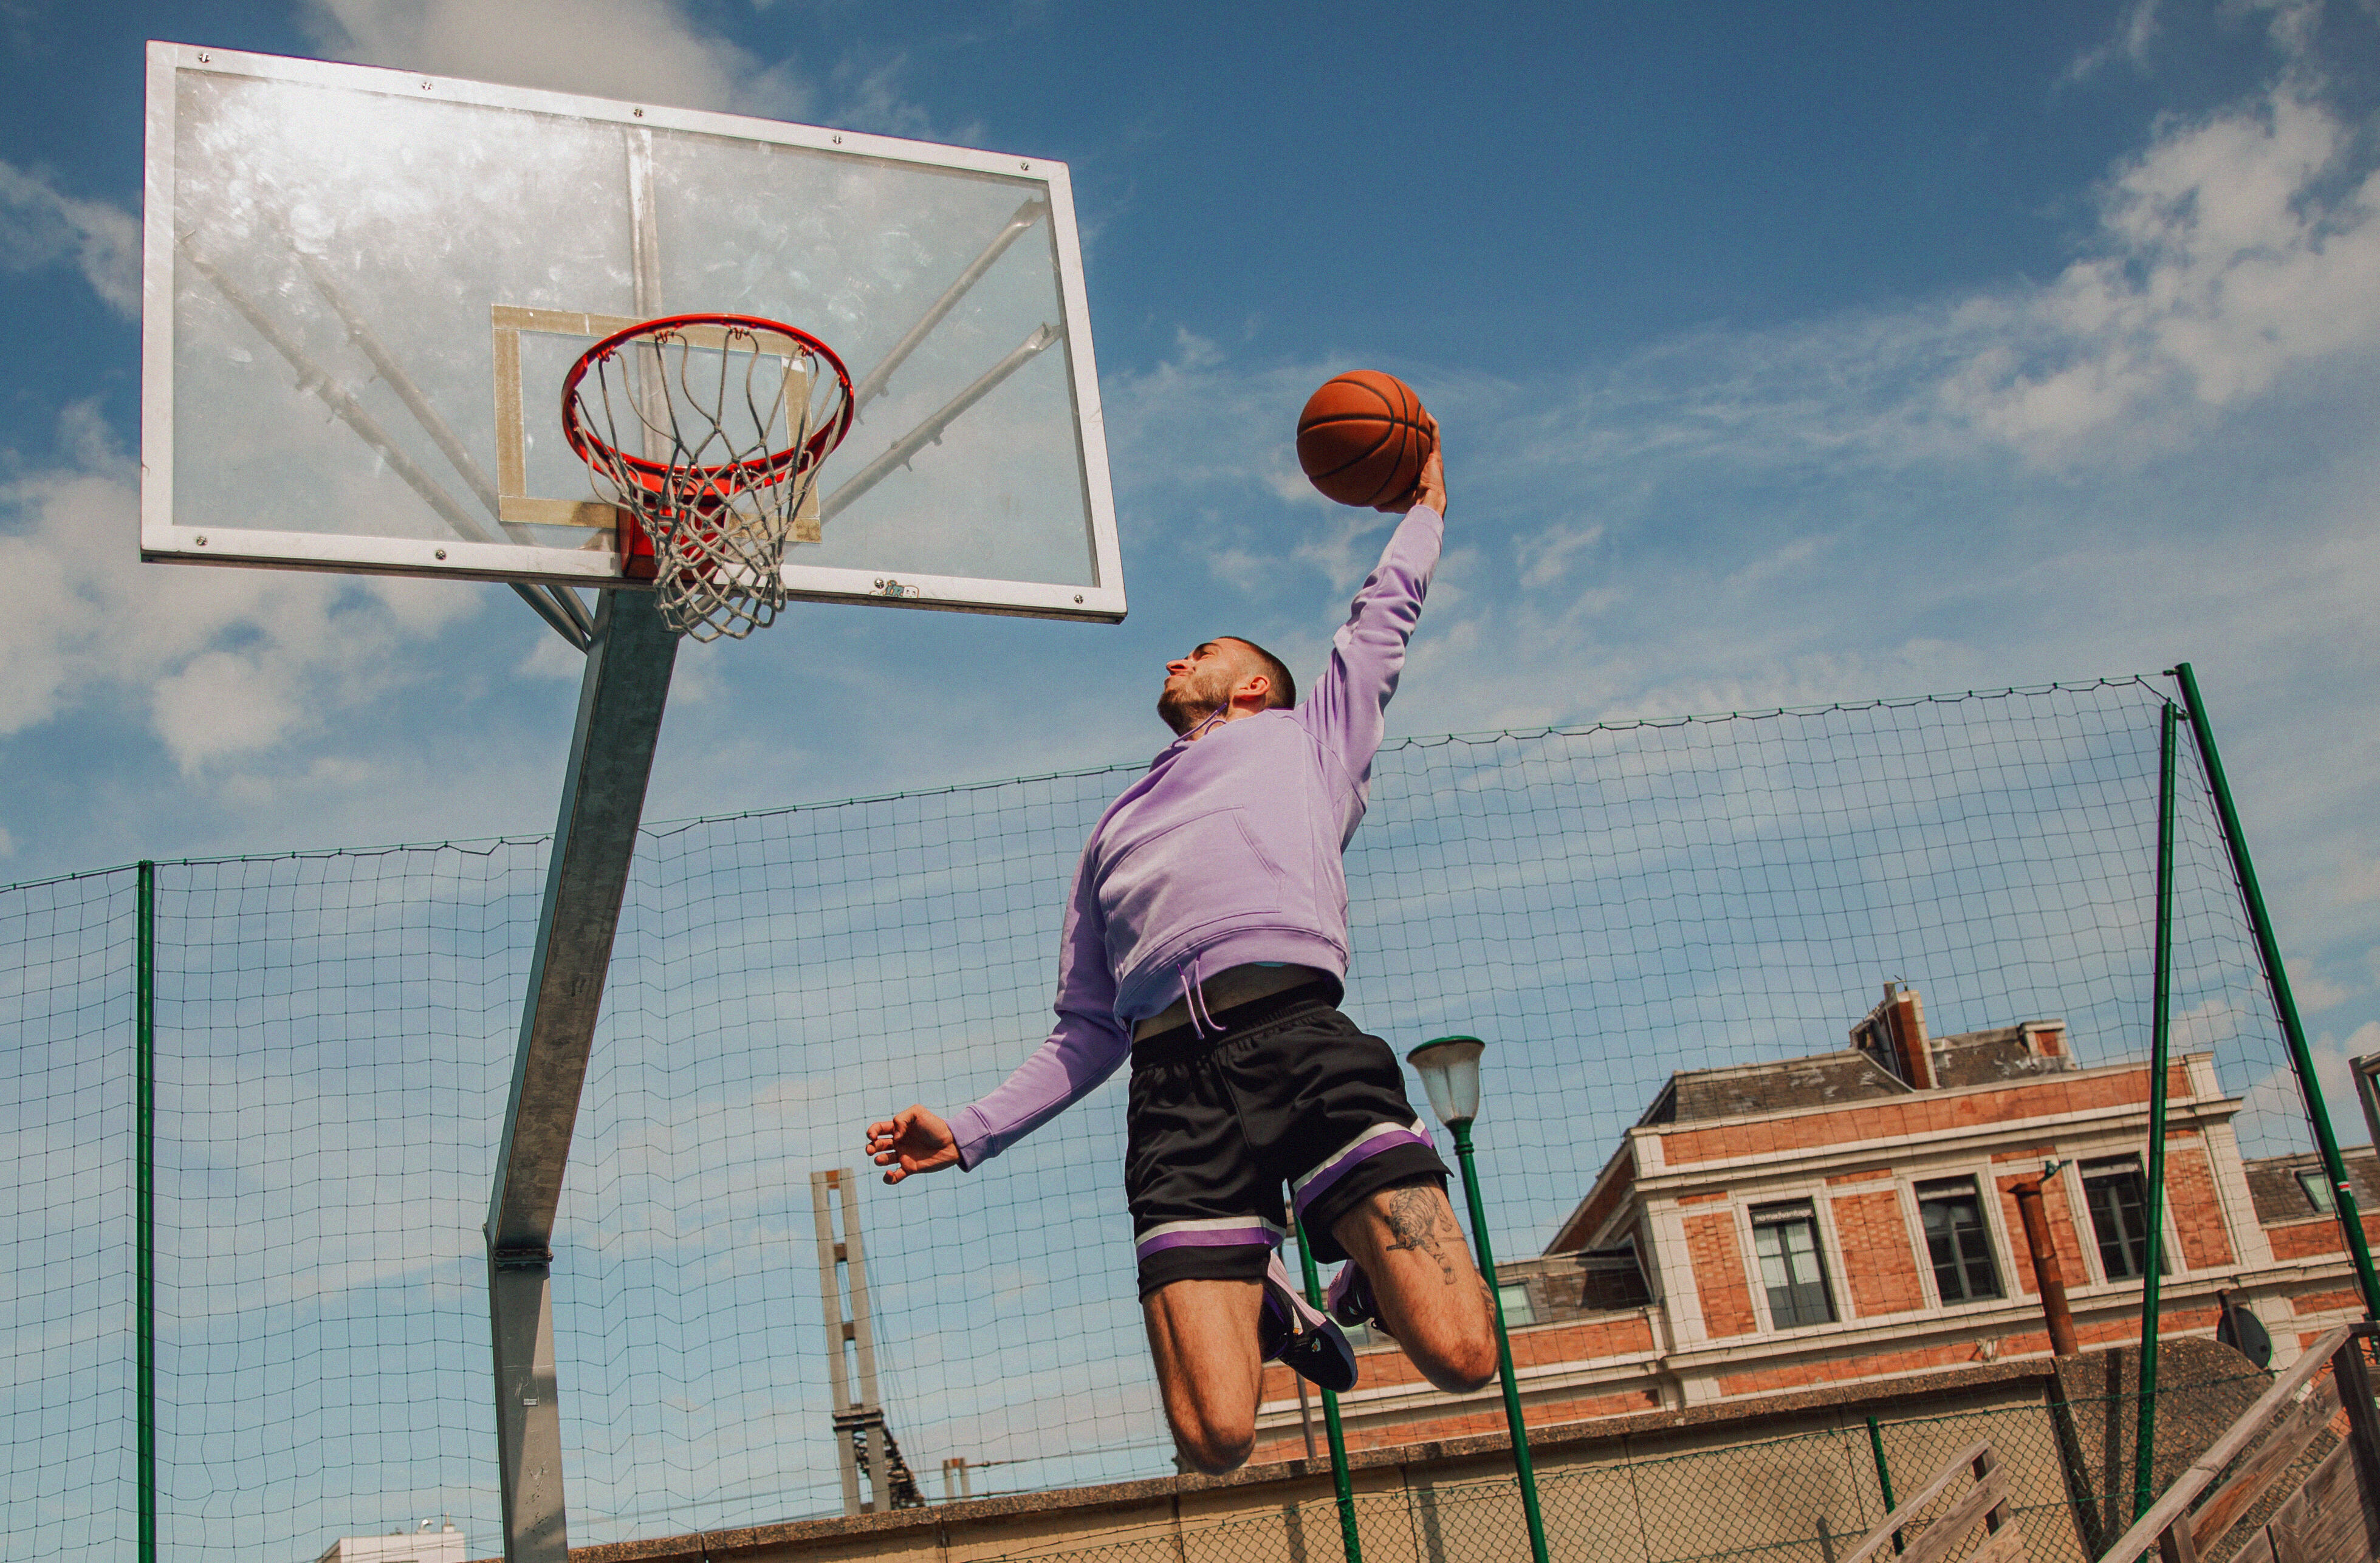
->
<box><xmin>1133</xmin><ymin>1222</ymin><xmax>1284</xmax><ymax>1259</ymax></box>
<box><xmin>1291</xmin><ymin>1122</ymin><xmax>1435</xmax><ymax>1220</ymax></box>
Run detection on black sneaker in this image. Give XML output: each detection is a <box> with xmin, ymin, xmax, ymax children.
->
<box><xmin>1259</xmin><ymin>1253</ymin><xmax>1357</xmax><ymax>1393</ymax></box>
<box><xmin>1326</xmin><ymin>1260</ymin><xmax>1397</xmax><ymax>1343</ymax></box>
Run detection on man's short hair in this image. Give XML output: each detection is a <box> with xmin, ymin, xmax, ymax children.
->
<box><xmin>1224</xmin><ymin>637</ymin><xmax>1297</xmax><ymax>710</ymax></box>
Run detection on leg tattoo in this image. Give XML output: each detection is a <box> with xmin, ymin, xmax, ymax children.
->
<box><xmin>1383</xmin><ymin>1186</ymin><xmax>1461</xmax><ymax>1287</ymax></box>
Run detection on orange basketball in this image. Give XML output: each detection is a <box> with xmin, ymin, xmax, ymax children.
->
<box><xmin>1296</xmin><ymin>371</ymin><xmax>1432</xmax><ymax>508</ymax></box>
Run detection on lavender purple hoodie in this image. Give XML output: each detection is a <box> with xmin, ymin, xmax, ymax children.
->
<box><xmin>950</xmin><ymin>504</ymin><xmax>1444</xmax><ymax>1169</ymax></box>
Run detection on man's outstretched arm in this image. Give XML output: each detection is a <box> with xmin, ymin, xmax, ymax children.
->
<box><xmin>862</xmin><ymin>833</ymin><xmax>1130</xmax><ymax>1182</ymax></box>
<box><xmin>1298</xmin><ymin>440</ymin><xmax>1447</xmax><ymax>792</ymax></box>
<box><xmin>864</xmin><ymin>1007</ymin><xmax>1130</xmax><ymax>1183</ymax></box>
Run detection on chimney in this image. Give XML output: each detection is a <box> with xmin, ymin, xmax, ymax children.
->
<box><xmin>1851</xmin><ymin>983</ymin><xmax>1933</xmax><ymax>1089</ymax></box>
<box><xmin>1891</xmin><ymin>986</ymin><xmax>1933</xmax><ymax>1089</ymax></box>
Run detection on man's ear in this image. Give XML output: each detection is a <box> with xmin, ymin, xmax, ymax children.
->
<box><xmin>1235</xmin><ymin>671</ymin><xmax>1272</xmax><ymax>707</ymax></box>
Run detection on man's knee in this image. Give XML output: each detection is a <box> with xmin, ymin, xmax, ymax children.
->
<box><xmin>1418</xmin><ymin>1323</ymin><xmax>1499</xmax><ymax>1395</ymax></box>
<box><xmin>1401</xmin><ymin>1290</ymin><xmax>1498</xmax><ymax>1394</ymax></box>
<box><xmin>1142</xmin><ymin>1276</ymin><xmax>1264</xmax><ymax>1474</ymax></box>
<box><xmin>1170</xmin><ymin>1407</ymin><xmax>1255</xmax><ymax>1474</ymax></box>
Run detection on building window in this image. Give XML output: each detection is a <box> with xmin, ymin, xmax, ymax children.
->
<box><xmin>1751</xmin><ymin>1202</ymin><xmax>1836</xmax><ymax>1328</ymax></box>
<box><xmin>1498</xmin><ymin>1283</ymin><xmax>1537</xmax><ymax>1327</ymax></box>
<box><xmin>2082</xmin><ymin>1157</ymin><xmax>2156</xmax><ymax>1279</ymax></box>
<box><xmin>1577</xmin><ymin>1242</ymin><xmax>1655</xmax><ymax>1310</ymax></box>
<box><xmin>2296</xmin><ymin>1169</ymin><xmax>2337</xmax><ymax>1214</ymax></box>
<box><xmin>1915</xmin><ymin>1177</ymin><xmax>2001</xmax><ymax>1302</ymax></box>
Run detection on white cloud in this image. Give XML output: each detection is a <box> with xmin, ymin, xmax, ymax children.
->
<box><xmin>2296</xmin><ymin>972</ymin><xmax>2354</xmax><ymax>1013</ymax></box>
<box><xmin>2315</xmin><ymin>855</ymin><xmax>2380</xmax><ymax>911</ymax></box>
<box><xmin>150</xmin><ymin>649</ymin><xmax>309</xmax><ymax>765</ymax></box>
<box><xmin>2233</xmin><ymin>1035</ymin><xmax>2361</xmax><ymax>1154</ymax></box>
<box><xmin>0</xmin><ymin>160</ymin><xmax>137</xmax><ymax>318</ymax></box>
<box><xmin>2061</xmin><ymin>0</ymin><xmax>2162</xmax><ymax>86</ymax></box>
<box><xmin>1516</xmin><ymin>520</ymin><xmax>1603</xmax><ymax>589</ymax></box>
<box><xmin>301</xmin><ymin>0</ymin><xmax>811</xmax><ymax>117</ymax></box>
<box><xmin>1720</xmin><ymin>534</ymin><xmax>1823</xmax><ymax>590</ymax></box>
<box><xmin>519</xmin><ymin>632</ymin><xmax>586</xmax><ymax>682</ymax></box>
<box><xmin>826</xmin><ymin>49</ymin><xmax>982</xmax><ymax>143</ymax></box>
<box><xmin>0</xmin><ymin>404</ymin><xmax>480</xmax><ymax>773</ymax></box>
<box><xmin>299</xmin><ymin>0</ymin><xmax>958</xmax><ymax>140</ymax></box>
<box><xmin>1946</xmin><ymin>80</ymin><xmax>2380</xmax><ymax>465</ymax></box>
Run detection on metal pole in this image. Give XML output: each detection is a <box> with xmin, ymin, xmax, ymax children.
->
<box><xmin>1865</xmin><ymin>1414</ymin><xmax>1902</xmax><ymax>1553</ymax></box>
<box><xmin>1450</xmin><ymin>1120</ymin><xmax>1551</xmax><ymax>1563</ymax></box>
<box><xmin>839</xmin><ymin>1174</ymin><xmax>889</xmax><ymax>1510</ymax></box>
<box><xmin>811</xmin><ymin>1171</ymin><xmax>863</xmax><ymax>1516</ymax></box>
<box><xmin>2134</xmin><ymin>703</ymin><xmax>2179</xmax><ymax>1522</ymax></box>
<box><xmin>1293</xmin><ymin>1222</ymin><xmax>1363</xmax><ymax>1563</ymax></box>
<box><xmin>2171</xmin><ymin>663</ymin><xmax>2380</xmax><ymax>1318</ymax></box>
<box><xmin>486</xmin><ymin>589</ymin><xmax>680</xmax><ymax>1562</ymax></box>
<box><xmin>135</xmin><ymin>860</ymin><xmax>156</xmax><ymax>1563</ymax></box>
<box><xmin>2012</xmin><ymin>1175</ymin><xmax>2080</xmax><ymax>1357</ymax></box>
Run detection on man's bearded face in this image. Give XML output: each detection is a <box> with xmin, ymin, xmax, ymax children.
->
<box><xmin>1157</xmin><ymin>642</ymin><xmax>1248</xmax><ymax>735</ymax></box>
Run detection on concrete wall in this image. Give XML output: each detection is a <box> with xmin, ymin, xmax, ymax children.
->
<box><xmin>529</xmin><ymin>1349</ymin><xmax>2272</xmax><ymax>1563</ymax></box>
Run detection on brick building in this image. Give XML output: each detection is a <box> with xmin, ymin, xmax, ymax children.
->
<box><xmin>1253</xmin><ymin>985</ymin><xmax>2375</xmax><ymax>1462</ymax></box>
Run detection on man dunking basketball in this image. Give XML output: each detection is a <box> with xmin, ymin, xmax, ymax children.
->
<box><xmin>865</xmin><ymin>428</ymin><xmax>1494</xmax><ymax>1474</ymax></box>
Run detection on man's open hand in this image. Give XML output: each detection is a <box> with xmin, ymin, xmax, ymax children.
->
<box><xmin>866</xmin><ymin>1104</ymin><xmax>960</xmax><ymax>1185</ymax></box>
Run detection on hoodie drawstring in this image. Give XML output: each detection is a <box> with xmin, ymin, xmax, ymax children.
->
<box><xmin>1179</xmin><ymin>953</ymin><xmax>1221</xmax><ymax>1038</ymax></box>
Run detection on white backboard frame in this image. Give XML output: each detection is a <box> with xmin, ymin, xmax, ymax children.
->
<box><xmin>139</xmin><ymin>41</ymin><xmax>1127</xmax><ymax>623</ymax></box>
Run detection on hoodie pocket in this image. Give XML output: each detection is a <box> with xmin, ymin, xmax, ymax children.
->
<box><xmin>1097</xmin><ymin>807</ymin><xmax>1286</xmax><ymax>966</ymax></box>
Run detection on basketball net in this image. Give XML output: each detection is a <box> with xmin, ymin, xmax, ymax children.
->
<box><xmin>564</xmin><ymin>316</ymin><xmax>855</xmax><ymax>642</ymax></box>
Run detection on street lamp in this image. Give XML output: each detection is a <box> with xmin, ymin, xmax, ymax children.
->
<box><xmin>1407</xmin><ymin>1036</ymin><xmax>1549</xmax><ymax>1563</ymax></box>
<box><xmin>1407</xmin><ymin>1035</ymin><xmax>1483</xmax><ymax>1127</ymax></box>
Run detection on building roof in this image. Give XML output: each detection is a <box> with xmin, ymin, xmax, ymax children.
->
<box><xmin>1638</xmin><ymin>1049</ymin><xmax>1910</xmax><ymax>1125</ymax></box>
<box><xmin>1929</xmin><ymin>1025</ymin><xmax>2072</xmax><ymax>1089</ymax></box>
<box><xmin>2243</xmin><ymin>1146</ymin><xmax>2380</xmax><ymax>1226</ymax></box>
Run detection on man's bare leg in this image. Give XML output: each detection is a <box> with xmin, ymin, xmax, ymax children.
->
<box><xmin>1142</xmin><ymin>1277</ymin><xmax>1265</xmax><ymax>1473</ymax></box>
<box><xmin>1329</xmin><ymin>1182</ymin><xmax>1498</xmax><ymax>1394</ymax></box>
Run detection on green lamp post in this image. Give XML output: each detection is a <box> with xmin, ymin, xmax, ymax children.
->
<box><xmin>1407</xmin><ymin>1035</ymin><xmax>1551</xmax><ymax>1563</ymax></box>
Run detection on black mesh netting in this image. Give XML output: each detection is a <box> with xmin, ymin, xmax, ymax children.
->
<box><xmin>0</xmin><ymin>677</ymin><xmax>2339</xmax><ymax>1558</ymax></box>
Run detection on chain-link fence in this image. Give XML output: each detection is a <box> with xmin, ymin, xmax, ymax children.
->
<box><xmin>3</xmin><ymin>674</ymin><xmax>2368</xmax><ymax>1561</ymax></box>
<box><xmin>957</xmin><ymin>1363</ymin><xmax>2302</xmax><ymax>1563</ymax></box>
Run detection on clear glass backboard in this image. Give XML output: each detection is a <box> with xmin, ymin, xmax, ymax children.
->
<box><xmin>140</xmin><ymin>43</ymin><xmax>1125</xmax><ymax>622</ymax></box>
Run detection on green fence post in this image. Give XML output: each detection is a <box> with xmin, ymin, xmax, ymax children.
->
<box><xmin>1865</xmin><ymin>1414</ymin><xmax>1902</xmax><ymax>1553</ymax></box>
<box><xmin>136</xmin><ymin>860</ymin><xmax>156</xmax><ymax>1563</ymax></box>
<box><xmin>1449</xmin><ymin>1118</ymin><xmax>1552</xmax><ymax>1563</ymax></box>
<box><xmin>2133</xmin><ymin>703</ymin><xmax>2179</xmax><ymax>1521</ymax></box>
<box><xmin>1294</xmin><ymin>1222</ymin><xmax>1363</xmax><ymax>1563</ymax></box>
<box><xmin>2172</xmin><ymin>663</ymin><xmax>2380</xmax><ymax>1319</ymax></box>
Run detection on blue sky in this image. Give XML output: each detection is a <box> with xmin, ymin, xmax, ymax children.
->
<box><xmin>10</xmin><ymin>9</ymin><xmax>2380</xmax><ymax>1055</ymax></box>
<box><xmin>9</xmin><ymin>0</ymin><xmax>2380</xmax><ymax>1065</ymax></box>
<box><xmin>10</xmin><ymin>1</ymin><xmax>2380</xmax><ymax>1547</ymax></box>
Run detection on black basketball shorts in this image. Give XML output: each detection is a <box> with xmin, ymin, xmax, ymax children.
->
<box><xmin>1125</xmin><ymin>986</ymin><xmax>1450</xmax><ymax>1298</ymax></box>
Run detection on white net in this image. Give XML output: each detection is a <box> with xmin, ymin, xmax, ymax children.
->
<box><xmin>566</xmin><ymin>318</ymin><xmax>853</xmax><ymax>641</ymax></box>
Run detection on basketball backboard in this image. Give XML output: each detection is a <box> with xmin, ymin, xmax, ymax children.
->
<box><xmin>140</xmin><ymin>42</ymin><xmax>1126</xmax><ymax>623</ymax></box>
